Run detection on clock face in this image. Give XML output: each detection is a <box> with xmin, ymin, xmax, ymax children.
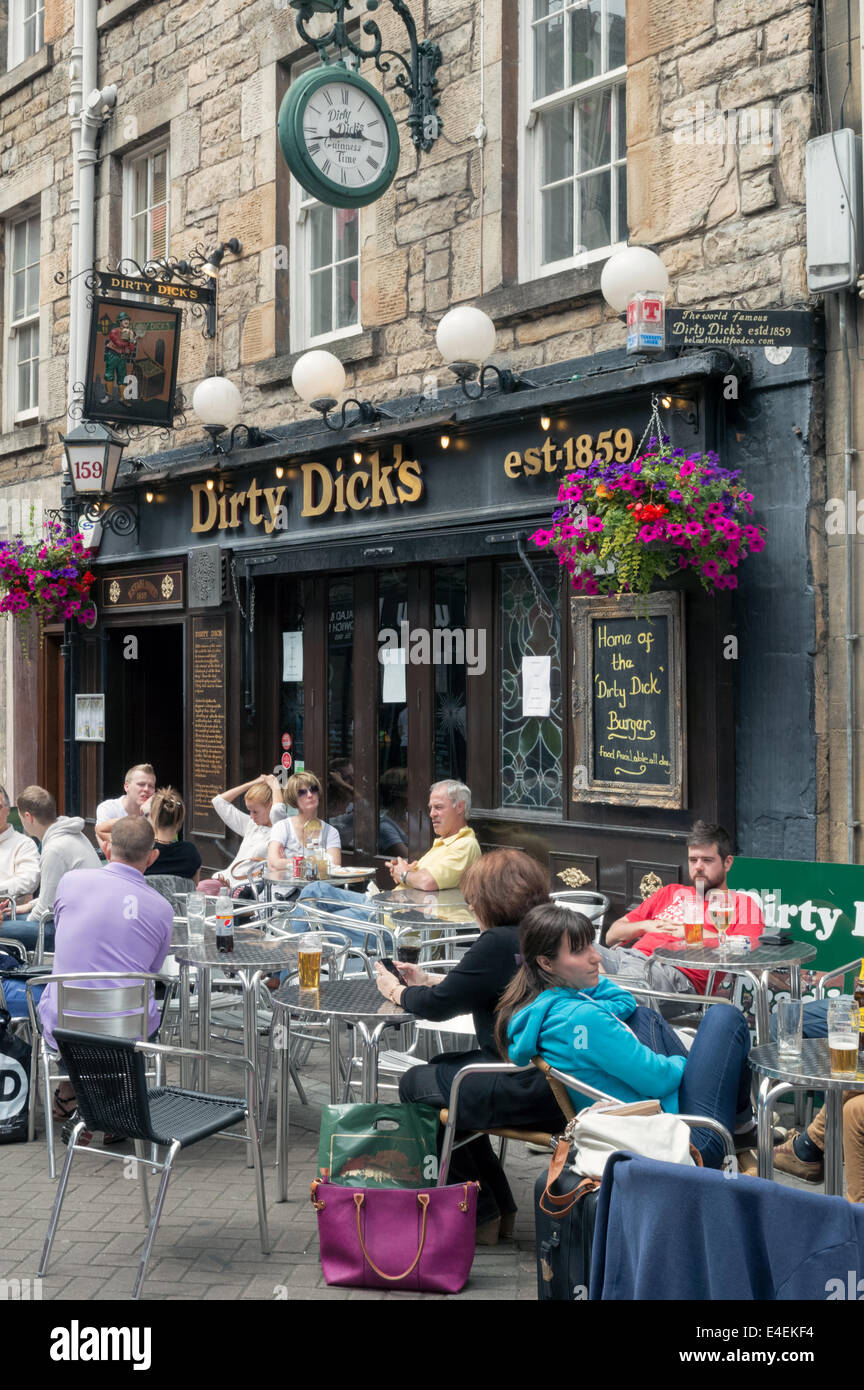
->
<box><xmin>302</xmin><ymin>80</ymin><xmax>391</xmax><ymax>195</ymax></box>
<box><xmin>279</xmin><ymin>65</ymin><xmax>401</xmax><ymax>209</ymax></box>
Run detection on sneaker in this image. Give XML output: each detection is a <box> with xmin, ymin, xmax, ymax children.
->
<box><xmin>772</xmin><ymin>1132</ymin><xmax>824</xmax><ymax>1182</ymax></box>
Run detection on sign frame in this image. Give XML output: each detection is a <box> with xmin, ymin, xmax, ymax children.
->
<box><xmin>84</xmin><ymin>294</ymin><xmax>182</xmax><ymax>428</ymax></box>
<box><xmin>74</xmin><ymin>694</ymin><xmax>105</xmax><ymax>742</ymax></box>
<box><xmin>571</xmin><ymin>591</ymin><xmax>687</xmax><ymax>809</ymax></box>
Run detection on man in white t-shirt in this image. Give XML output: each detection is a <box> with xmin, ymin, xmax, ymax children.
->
<box><xmin>94</xmin><ymin>763</ymin><xmax>156</xmax><ymax>853</ymax></box>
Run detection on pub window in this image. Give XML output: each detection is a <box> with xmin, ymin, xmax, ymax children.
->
<box><xmin>498</xmin><ymin>558</ymin><xmax>563</xmax><ymax>811</ymax></box>
<box><xmin>123</xmin><ymin>142</ymin><xmax>170</xmax><ymax>267</ymax></box>
<box><xmin>7</xmin><ymin>0</ymin><xmax>44</xmax><ymax>68</ymax></box>
<box><xmin>377</xmin><ymin>569</ymin><xmax>409</xmax><ymax>841</ymax></box>
<box><xmin>290</xmin><ymin>188</ymin><xmax>361</xmax><ymax>348</ymax></box>
<box><xmin>5</xmin><ymin>210</ymin><xmax>40</xmax><ymax>426</ymax></box>
<box><xmin>520</xmin><ymin>0</ymin><xmax>627</xmax><ymax>281</ymax></box>
<box><xmin>328</xmin><ymin>577</ymin><xmax>355</xmax><ymax>850</ymax></box>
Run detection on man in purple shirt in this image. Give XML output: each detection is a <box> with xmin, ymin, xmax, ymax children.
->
<box><xmin>40</xmin><ymin>816</ymin><xmax>173</xmax><ymax>1055</ymax></box>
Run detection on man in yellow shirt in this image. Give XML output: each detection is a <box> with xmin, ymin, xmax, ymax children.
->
<box><xmin>293</xmin><ymin>781</ymin><xmax>480</xmax><ymax>941</ymax></box>
<box><xmin>385</xmin><ymin>781</ymin><xmax>480</xmax><ymax>891</ymax></box>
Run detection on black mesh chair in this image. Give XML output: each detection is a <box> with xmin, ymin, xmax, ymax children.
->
<box><xmin>39</xmin><ymin>1029</ymin><xmax>270</xmax><ymax>1300</ymax></box>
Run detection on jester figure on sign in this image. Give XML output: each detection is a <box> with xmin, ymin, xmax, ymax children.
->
<box><xmin>100</xmin><ymin>311</ymin><xmax>139</xmax><ymax>405</ymax></box>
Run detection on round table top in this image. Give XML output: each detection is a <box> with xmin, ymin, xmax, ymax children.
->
<box><xmin>262</xmin><ymin>867</ymin><xmax>374</xmax><ymax>887</ymax></box>
<box><xmin>171</xmin><ymin>930</ymin><xmax>303</xmax><ymax>969</ymax></box>
<box><xmin>273</xmin><ymin>976</ymin><xmax>408</xmax><ymax>1022</ymax></box>
<box><xmin>750</xmin><ymin>1038</ymin><xmax>864</xmax><ymax>1089</ymax></box>
<box><xmin>652</xmin><ymin>941</ymin><xmax>817</xmax><ymax>971</ymax></box>
<box><xmin>372</xmin><ymin>888</ymin><xmax>479</xmax><ymax>928</ymax></box>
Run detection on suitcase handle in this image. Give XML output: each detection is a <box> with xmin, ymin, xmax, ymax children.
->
<box><xmin>539</xmin><ymin>1139</ymin><xmax>600</xmax><ymax>1217</ymax></box>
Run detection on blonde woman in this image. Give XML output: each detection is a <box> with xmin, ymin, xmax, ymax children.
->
<box><xmin>267</xmin><ymin>771</ymin><xmax>341</xmax><ymax>872</ymax></box>
<box><xmin>144</xmin><ymin>788</ymin><xmax>201</xmax><ymax>884</ymax></box>
<box><xmin>211</xmin><ymin>774</ymin><xmax>291</xmax><ymax>889</ymax></box>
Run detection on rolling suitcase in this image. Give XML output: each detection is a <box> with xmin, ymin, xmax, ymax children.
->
<box><xmin>534</xmin><ymin>1140</ymin><xmax>600</xmax><ymax>1301</ymax></box>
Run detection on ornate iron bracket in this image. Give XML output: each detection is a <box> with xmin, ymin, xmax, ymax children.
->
<box><xmin>292</xmin><ymin>0</ymin><xmax>443</xmax><ymax>151</ymax></box>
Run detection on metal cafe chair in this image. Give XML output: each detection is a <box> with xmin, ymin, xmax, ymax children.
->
<box><xmin>25</xmin><ymin>972</ymin><xmax>175</xmax><ymax>1178</ymax></box>
<box><xmin>39</xmin><ymin>1030</ymin><xmax>269</xmax><ymax>1301</ymax></box>
<box><xmin>437</xmin><ymin>1059</ymin><xmax>737</xmax><ymax>1186</ymax></box>
<box><xmin>550</xmin><ymin>890</ymin><xmax>611</xmax><ymax>942</ymax></box>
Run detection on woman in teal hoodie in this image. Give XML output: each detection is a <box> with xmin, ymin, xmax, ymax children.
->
<box><xmin>497</xmin><ymin>904</ymin><xmax>752</xmax><ymax>1168</ymax></box>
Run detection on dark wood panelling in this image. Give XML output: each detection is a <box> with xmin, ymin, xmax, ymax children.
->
<box><xmin>303</xmin><ymin>577</ymin><xmax>328</xmax><ymax>794</ymax></box>
<box><xmin>352</xmin><ymin>570</ymin><xmax>377</xmax><ymax>858</ymax></box>
<box><xmin>406</xmin><ymin>566</ymin><xmax>434</xmax><ymax>855</ymax></box>
<box><xmin>549</xmin><ymin>851</ymin><xmax>600</xmax><ymax>892</ymax></box>
<box><xmin>466</xmin><ymin>559</ymin><xmax>494</xmax><ymax>809</ymax></box>
<box><xmin>625</xmin><ymin>857</ymin><xmax>686</xmax><ymax>908</ymax></box>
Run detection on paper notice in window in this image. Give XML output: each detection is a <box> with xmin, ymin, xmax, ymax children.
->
<box><xmin>282</xmin><ymin>632</ymin><xmax>303</xmax><ymax>682</ymax></box>
<box><xmin>381</xmin><ymin>647</ymin><xmax>407</xmax><ymax>704</ymax></box>
<box><xmin>522</xmin><ymin>655</ymin><xmax>551</xmax><ymax>718</ymax></box>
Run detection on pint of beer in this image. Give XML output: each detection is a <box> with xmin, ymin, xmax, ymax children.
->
<box><xmin>828</xmin><ymin>998</ymin><xmax>860</xmax><ymax>1078</ymax></box>
<box><xmin>298</xmin><ymin>933</ymin><xmax>323</xmax><ymax>990</ymax></box>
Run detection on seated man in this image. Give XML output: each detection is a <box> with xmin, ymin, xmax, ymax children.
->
<box><xmin>774</xmin><ymin>1099</ymin><xmax>864</xmax><ymax>1198</ymax></box>
<box><xmin>94</xmin><ymin>762</ymin><xmax>156</xmax><ymax>853</ymax></box>
<box><xmin>0</xmin><ymin>783</ymin><xmax>40</xmax><ymax>919</ymax></box>
<box><xmin>10</xmin><ymin>784</ymin><xmax>101</xmax><ymax>953</ymax></box>
<box><xmin>39</xmin><ymin>816</ymin><xmax>174</xmax><ymax>1138</ymax></box>
<box><xmin>293</xmin><ymin>779</ymin><xmax>481</xmax><ymax>943</ymax></box>
<box><xmin>599</xmin><ymin>820</ymin><xmax>764</xmax><ymax>1000</ymax></box>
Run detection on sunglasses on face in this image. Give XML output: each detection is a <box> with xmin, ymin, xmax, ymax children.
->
<box><xmin>298</xmin><ymin>786</ymin><xmax>320</xmax><ymax>797</ymax></box>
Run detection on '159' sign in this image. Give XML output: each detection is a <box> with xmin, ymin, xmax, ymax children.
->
<box><xmin>70</xmin><ymin>458</ymin><xmax>105</xmax><ymax>490</ymax></box>
<box><xmin>504</xmin><ymin>428</ymin><xmax>635</xmax><ymax>479</ymax></box>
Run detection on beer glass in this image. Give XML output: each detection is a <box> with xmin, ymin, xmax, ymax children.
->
<box><xmin>298</xmin><ymin>933</ymin><xmax>323</xmax><ymax>990</ymax></box>
<box><xmin>707</xmin><ymin>890</ymin><xmax>735</xmax><ymax>956</ymax></box>
<box><xmin>396</xmin><ymin>928</ymin><xmax>422</xmax><ymax>964</ymax></box>
<box><xmin>316</xmin><ymin>854</ymin><xmax>330</xmax><ymax>880</ymax></box>
<box><xmin>683</xmin><ymin>895</ymin><xmax>703</xmax><ymax>947</ymax></box>
<box><xmin>776</xmin><ymin>998</ymin><xmax>803</xmax><ymax>1060</ymax></box>
<box><xmin>828</xmin><ymin>998</ymin><xmax>860</xmax><ymax>1078</ymax></box>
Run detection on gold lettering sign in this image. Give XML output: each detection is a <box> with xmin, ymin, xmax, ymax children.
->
<box><xmin>188</xmin><ymin>445</ymin><xmax>423</xmax><ymax>535</ymax></box>
<box><xmin>503</xmin><ymin>428</ymin><xmax>635</xmax><ymax>480</ymax></box>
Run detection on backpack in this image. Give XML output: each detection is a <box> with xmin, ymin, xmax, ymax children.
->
<box><xmin>0</xmin><ymin>1007</ymin><xmax>32</xmax><ymax>1143</ymax></box>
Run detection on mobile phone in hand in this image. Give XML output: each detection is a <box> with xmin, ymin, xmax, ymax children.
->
<box><xmin>381</xmin><ymin>958</ymin><xmax>402</xmax><ymax>980</ymax></box>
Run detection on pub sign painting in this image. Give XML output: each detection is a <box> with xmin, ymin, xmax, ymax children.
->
<box><xmin>84</xmin><ymin>296</ymin><xmax>182</xmax><ymax>428</ymax></box>
<box><xmin>571</xmin><ymin>592</ymin><xmax>686</xmax><ymax>809</ymax></box>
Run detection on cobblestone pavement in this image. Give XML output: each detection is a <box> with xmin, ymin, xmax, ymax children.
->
<box><xmin>0</xmin><ymin>1036</ymin><xmax>544</xmax><ymax>1303</ymax></box>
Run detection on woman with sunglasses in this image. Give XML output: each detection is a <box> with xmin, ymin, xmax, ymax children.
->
<box><xmin>267</xmin><ymin>771</ymin><xmax>342</xmax><ymax>872</ymax></box>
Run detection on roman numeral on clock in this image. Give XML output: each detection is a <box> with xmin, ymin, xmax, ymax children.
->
<box><xmin>309</xmin><ymin>142</ymin><xmax>321</xmax><ymax>155</ymax></box>
<box><xmin>369</xmin><ymin>139</ymin><xmax>384</xmax><ymax>148</ymax></box>
<box><xmin>341</xmin><ymin>88</ymin><xmax>350</xmax><ymax>104</ymax></box>
<box><xmin>322</xmin><ymin>158</ymin><xmax>331</xmax><ymax>175</ymax></box>
<box><xmin>366</xmin><ymin>156</ymin><xmax>380</xmax><ymax>171</ymax></box>
<box><xmin>340</xmin><ymin>168</ymin><xmax>348</xmax><ymax>184</ymax></box>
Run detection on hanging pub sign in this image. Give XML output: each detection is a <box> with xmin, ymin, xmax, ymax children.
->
<box><xmin>84</xmin><ymin>296</ymin><xmax>182</xmax><ymax>428</ymax></box>
<box><xmin>571</xmin><ymin>592</ymin><xmax>686</xmax><ymax>809</ymax></box>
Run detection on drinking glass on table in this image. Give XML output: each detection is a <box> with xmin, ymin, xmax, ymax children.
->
<box><xmin>707</xmin><ymin>890</ymin><xmax>735</xmax><ymax>956</ymax></box>
<box><xmin>828</xmin><ymin>998</ymin><xmax>860</xmax><ymax>1078</ymax></box>
<box><xmin>776</xmin><ymin>997</ymin><xmax>803</xmax><ymax>1060</ymax></box>
<box><xmin>683</xmin><ymin>895</ymin><xmax>703</xmax><ymax>947</ymax></box>
<box><xmin>298</xmin><ymin>933</ymin><xmax>323</xmax><ymax>990</ymax></box>
<box><xmin>186</xmin><ymin>892</ymin><xmax>207</xmax><ymax>943</ymax></box>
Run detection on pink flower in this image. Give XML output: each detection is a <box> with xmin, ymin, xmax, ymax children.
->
<box><xmin>530</xmin><ymin>529</ymin><xmax>554</xmax><ymax>547</ymax></box>
<box><xmin>582</xmin><ymin>574</ymin><xmax>600</xmax><ymax>595</ymax></box>
<box><xmin>701</xmin><ymin>561</ymin><xmax>720</xmax><ymax>581</ymax></box>
<box><xmin>667</xmin><ymin>489</ymin><xmax>683</xmax><ymax>504</ymax></box>
<box><xmin>748</xmin><ymin>533</ymin><xmax>765</xmax><ymax>553</ymax></box>
<box><xmin>586</xmin><ymin>516</ymin><xmax>604</xmax><ymax>532</ymax></box>
<box><xmin>684</xmin><ymin>521</ymin><xmax>703</xmax><ymax>537</ymax></box>
<box><xmin>559</xmin><ymin>521</ymin><xmax>576</xmax><ymax>540</ymax></box>
<box><xmin>679</xmin><ymin>462</ymin><xmax>696</xmax><ymax>478</ymax></box>
<box><xmin>666</xmin><ymin>523</ymin><xmax>685</xmax><ymax>539</ymax></box>
<box><xmin>638</xmin><ymin>524</ymin><xmax>661</xmax><ymax>542</ymax></box>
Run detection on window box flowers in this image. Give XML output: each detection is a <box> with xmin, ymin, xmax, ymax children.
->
<box><xmin>530</xmin><ymin>435</ymin><xmax>766</xmax><ymax>598</ymax></box>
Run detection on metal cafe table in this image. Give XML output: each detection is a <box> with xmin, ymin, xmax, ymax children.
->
<box><xmin>750</xmin><ymin>1039</ymin><xmax>864</xmax><ymax>1195</ymax></box>
<box><xmin>651</xmin><ymin>940</ymin><xmax>817</xmax><ymax>1044</ymax></box>
<box><xmin>260</xmin><ymin>865</ymin><xmax>376</xmax><ymax>903</ymax></box>
<box><xmin>271</xmin><ymin>978</ymin><xmax>409</xmax><ymax>1201</ymax></box>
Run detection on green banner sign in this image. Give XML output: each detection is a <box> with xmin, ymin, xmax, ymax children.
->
<box><xmin>728</xmin><ymin>858</ymin><xmax>864</xmax><ymax>973</ymax></box>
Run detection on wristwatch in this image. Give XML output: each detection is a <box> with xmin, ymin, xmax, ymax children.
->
<box><xmin>400</xmin><ymin>869</ymin><xmax>409</xmax><ymax>885</ymax></box>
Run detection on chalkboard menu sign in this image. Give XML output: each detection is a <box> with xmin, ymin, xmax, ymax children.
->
<box><xmin>571</xmin><ymin>593</ymin><xmax>686</xmax><ymax>809</ymax></box>
<box><xmin>191</xmin><ymin>615</ymin><xmax>226</xmax><ymax>835</ymax></box>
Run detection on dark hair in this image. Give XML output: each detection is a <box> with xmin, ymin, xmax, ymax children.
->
<box><xmin>687</xmin><ymin>820</ymin><xmax>734</xmax><ymax>861</ymax></box>
<box><xmin>494</xmin><ymin>903</ymin><xmax>594</xmax><ymax>1058</ymax></box>
<box><xmin>460</xmin><ymin>849</ymin><xmax>549</xmax><ymax>929</ymax></box>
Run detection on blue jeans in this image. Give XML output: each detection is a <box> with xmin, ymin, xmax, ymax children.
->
<box><xmin>676</xmin><ymin>1005</ymin><xmax>752</xmax><ymax>1168</ymax></box>
<box><xmin>769</xmin><ymin>998</ymin><xmax>828</xmax><ymax>1040</ymax></box>
<box><xmin>295</xmin><ymin>882</ymin><xmax>387</xmax><ymax>950</ymax></box>
<box><xmin>2</xmin><ymin>915</ymin><xmax>53</xmax><ymax>953</ymax></box>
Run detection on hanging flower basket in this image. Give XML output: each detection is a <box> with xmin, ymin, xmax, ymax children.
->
<box><xmin>530</xmin><ymin>407</ymin><xmax>766</xmax><ymax>599</ymax></box>
<box><xmin>0</xmin><ymin>520</ymin><xmax>97</xmax><ymax>648</ymax></box>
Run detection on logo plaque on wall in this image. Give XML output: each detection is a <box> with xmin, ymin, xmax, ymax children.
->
<box><xmin>84</xmin><ymin>295</ymin><xmax>182</xmax><ymax>428</ymax></box>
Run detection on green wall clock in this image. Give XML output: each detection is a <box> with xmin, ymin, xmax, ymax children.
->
<box><xmin>278</xmin><ymin>61</ymin><xmax>400</xmax><ymax>209</ymax></box>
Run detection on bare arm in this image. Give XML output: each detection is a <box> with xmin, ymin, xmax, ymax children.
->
<box><xmin>386</xmin><ymin>857</ymin><xmax>438</xmax><ymax>892</ymax></box>
<box><xmin>605</xmin><ymin>914</ymin><xmax>652</xmax><ymax>947</ymax></box>
<box><xmin>267</xmin><ymin>839</ymin><xmax>288</xmax><ymax>872</ymax></box>
<box><xmin>217</xmin><ymin>778</ymin><xmax>259</xmax><ymax>805</ymax></box>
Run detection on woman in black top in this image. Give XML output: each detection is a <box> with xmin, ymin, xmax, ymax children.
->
<box><xmin>144</xmin><ymin>787</ymin><xmax>202</xmax><ymax>884</ymax></box>
<box><xmin>374</xmin><ymin>849</ymin><xmax>559</xmax><ymax>1242</ymax></box>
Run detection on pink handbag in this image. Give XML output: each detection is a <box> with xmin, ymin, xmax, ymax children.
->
<box><xmin>310</xmin><ymin>1178</ymin><xmax>479</xmax><ymax>1293</ymax></box>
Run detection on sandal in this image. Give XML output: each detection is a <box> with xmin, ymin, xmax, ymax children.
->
<box><xmin>52</xmin><ymin>1087</ymin><xmax>77</xmax><ymax>1122</ymax></box>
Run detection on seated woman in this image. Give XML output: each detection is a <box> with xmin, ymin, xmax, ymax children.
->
<box><xmin>500</xmin><ymin>903</ymin><xmax>752</xmax><ymax>1170</ymax></box>
<box><xmin>144</xmin><ymin>788</ymin><xmax>201</xmax><ymax>885</ymax></box>
<box><xmin>211</xmin><ymin>774</ymin><xmax>291</xmax><ymax>891</ymax></box>
<box><xmin>374</xmin><ymin>849</ymin><xmax>558</xmax><ymax>1243</ymax></box>
<box><xmin>267</xmin><ymin>771</ymin><xmax>342</xmax><ymax>873</ymax></box>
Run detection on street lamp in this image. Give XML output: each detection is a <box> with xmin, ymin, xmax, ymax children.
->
<box><xmin>600</xmin><ymin>246</ymin><xmax>670</xmax><ymax>355</ymax></box>
<box><xmin>192</xmin><ymin>374</ymin><xmax>243</xmax><ymax>450</ymax></box>
<box><xmin>60</xmin><ymin>421</ymin><xmax>125</xmax><ymax>495</ymax></box>
<box><xmin>291</xmin><ymin>348</ymin><xmax>390</xmax><ymax>430</ymax></box>
<box><xmin>436</xmin><ymin>305</ymin><xmax>535</xmax><ymax>397</ymax></box>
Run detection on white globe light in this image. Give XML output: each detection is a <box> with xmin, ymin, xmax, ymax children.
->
<box><xmin>292</xmin><ymin>349</ymin><xmax>346</xmax><ymax>405</ymax></box>
<box><xmin>600</xmin><ymin>247</ymin><xmax>670</xmax><ymax>312</ymax></box>
<box><xmin>436</xmin><ymin>305</ymin><xmax>498</xmax><ymax>368</ymax></box>
<box><xmin>191</xmin><ymin>375</ymin><xmax>242</xmax><ymax>428</ymax></box>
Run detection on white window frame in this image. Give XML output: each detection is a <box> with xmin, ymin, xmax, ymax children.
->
<box><xmin>288</xmin><ymin>57</ymin><xmax>362</xmax><ymax>353</ymax></box>
<box><xmin>122</xmin><ymin>139</ymin><xmax>171</xmax><ymax>268</ymax></box>
<box><xmin>519</xmin><ymin>0</ymin><xmax>628</xmax><ymax>283</ymax></box>
<box><xmin>5</xmin><ymin>210</ymin><xmax>41</xmax><ymax>428</ymax></box>
<box><xmin>7</xmin><ymin>0</ymin><xmax>45</xmax><ymax>70</ymax></box>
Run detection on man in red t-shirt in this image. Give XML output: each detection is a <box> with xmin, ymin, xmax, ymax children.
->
<box><xmin>597</xmin><ymin>821</ymin><xmax>764</xmax><ymax>999</ymax></box>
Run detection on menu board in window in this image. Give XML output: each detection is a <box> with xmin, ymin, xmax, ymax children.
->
<box><xmin>571</xmin><ymin>592</ymin><xmax>686</xmax><ymax>809</ymax></box>
<box><xmin>191</xmin><ymin>615</ymin><xmax>226</xmax><ymax>834</ymax></box>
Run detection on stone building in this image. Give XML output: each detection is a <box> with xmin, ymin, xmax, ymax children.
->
<box><xmin>0</xmin><ymin>0</ymin><xmax>851</xmax><ymax>910</ymax></box>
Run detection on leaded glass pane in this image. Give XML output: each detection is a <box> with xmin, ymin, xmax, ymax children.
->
<box><xmin>499</xmin><ymin>561</ymin><xmax>562</xmax><ymax>810</ymax></box>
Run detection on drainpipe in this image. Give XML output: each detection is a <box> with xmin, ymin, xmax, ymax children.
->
<box><xmin>67</xmin><ymin>2</ymin><xmax>83</xmax><ymax>416</ymax></box>
<box><xmin>839</xmin><ymin>292</ymin><xmax>858</xmax><ymax>862</ymax></box>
